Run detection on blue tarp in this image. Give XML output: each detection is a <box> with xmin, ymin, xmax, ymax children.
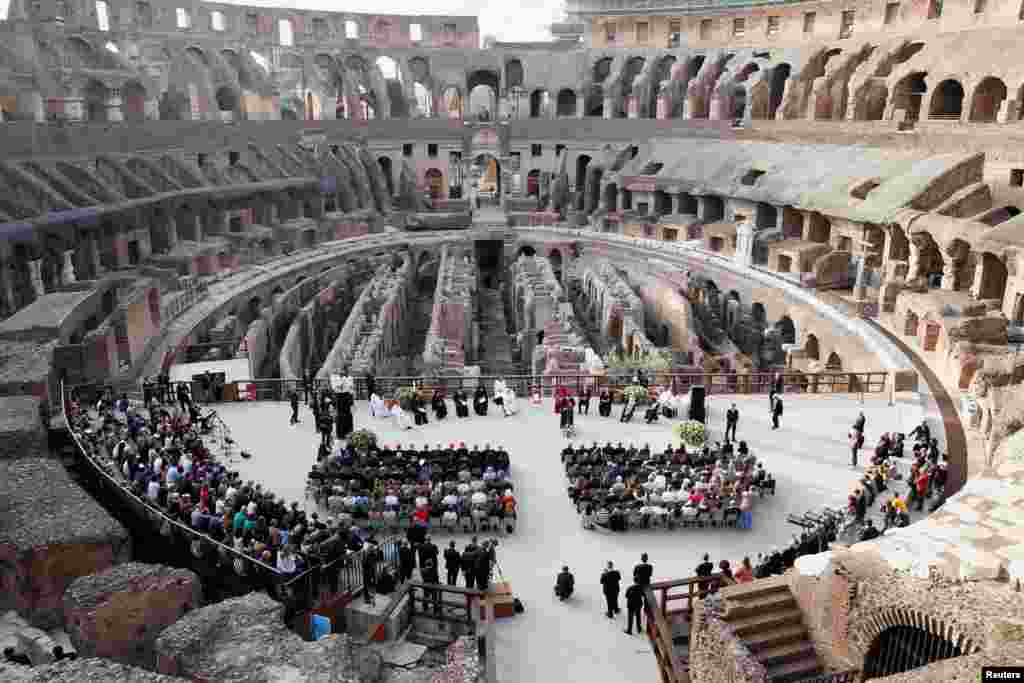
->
<box><xmin>311</xmin><ymin>614</ymin><xmax>331</xmax><ymax>641</ymax></box>
<box><xmin>42</xmin><ymin>208</ymin><xmax>101</xmax><ymax>226</ymax></box>
<box><xmin>0</xmin><ymin>223</ymin><xmax>36</xmax><ymax>240</ymax></box>
<box><xmin>320</xmin><ymin>176</ymin><xmax>337</xmax><ymax>194</ymax></box>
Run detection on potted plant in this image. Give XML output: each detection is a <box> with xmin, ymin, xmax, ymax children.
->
<box><xmin>674</xmin><ymin>420</ymin><xmax>707</xmax><ymax>449</ymax></box>
<box><xmin>396</xmin><ymin>386</ymin><xmax>418</xmax><ymax>410</ymax></box>
<box><xmin>349</xmin><ymin>428</ymin><xmax>377</xmax><ymax>454</ymax></box>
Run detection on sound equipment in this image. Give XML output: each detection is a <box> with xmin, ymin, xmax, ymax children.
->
<box><xmin>688</xmin><ymin>386</ymin><xmax>706</xmax><ymax>424</ymax></box>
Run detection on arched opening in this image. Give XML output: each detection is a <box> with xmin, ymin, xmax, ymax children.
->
<box><xmin>412</xmin><ymin>83</ymin><xmax>432</xmax><ymax>117</ymax></box>
<box><xmin>517</xmin><ymin>245</ymin><xmax>536</xmax><ymax>257</ymax></box>
<box><xmin>969</xmin><ymin>76</ymin><xmax>1007</xmax><ymax>122</ymax></box>
<box><xmin>83</xmin><ymin>79</ymin><xmax>109</xmax><ymax>122</ymax></box>
<box><xmin>587</xmin><ymin>58</ymin><xmax>612</xmax><ymax>117</ymax></box>
<box><xmin>549</xmin><ymin>248</ymin><xmax>563</xmax><ymax>282</ymax></box>
<box><xmin>215</xmin><ymin>86</ymin><xmax>238</xmax><ymax>120</ymax></box>
<box><xmin>424</xmin><ymin>168</ymin><xmax>444</xmax><ymax>200</ymax></box>
<box><xmin>767</xmin><ymin>64</ymin><xmax>790</xmax><ymax>119</ymax></box>
<box><xmin>891</xmin><ymin>72</ymin><xmax>927</xmax><ymax>121</ymax></box>
<box><xmin>825</xmin><ymin>352</ymin><xmax>842</xmax><ymax>370</ymax></box>
<box><xmin>724</xmin><ymin>291</ymin><xmax>741</xmax><ymax>327</ymax></box>
<box><xmin>977</xmin><ymin>252</ymin><xmax>1008</xmax><ymax>301</ymax></box>
<box><xmin>775</xmin><ymin>316</ymin><xmax>796</xmax><ymax>344</ymax></box>
<box><xmin>929</xmin><ymin>79</ymin><xmax>964</xmax><ymax>119</ymax></box>
<box><xmin>527</xmin><ymin>169</ymin><xmax>541</xmax><ymax>197</ymax></box>
<box><xmin>467</xmin><ymin>70</ymin><xmax>500</xmax><ymax>121</ymax></box>
<box><xmin>471</xmin><ymin>153</ymin><xmax>501</xmax><ymax>198</ymax></box>
<box><xmin>648</xmin><ymin>56</ymin><xmax>677</xmax><ymax>118</ymax></box>
<box><xmin>805</xmin><ymin>334</ymin><xmax>820</xmax><ymax>360</ymax></box>
<box><xmin>505</xmin><ymin>59</ymin><xmax>524</xmax><ymax>90</ymax></box>
<box><xmin>575</xmin><ymin>155</ymin><xmax>591</xmax><ymax>197</ymax></box>
<box><xmin>441</xmin><ymin>86</ymin><xmax>462</xmax><ymax>119</ymax></box>
<box><xmin>678</xmin><ymin>193</ymin><xmax>698</xmax><ymax>215</ymax></box>
<box><xmin>654</xmin><ymin>190</ymin><xmax>672</xmax><ymax>216</ymax></box>
<box><xmin>604</xmin><ymin>183</ymin><xmax>618</xmax><ymax>212</ymax></box>
<box><xmin>378</xmin><ymin>157</ymin><xmax>394</xmax><ymax>197</ymax></box>
<box><xmin>617</xmin><ymin>57</ymin><xmax>646</xmax><ymax>118</ymax></box>
<box><xmin>556</xmin><ymin>88</ymin><xmax>577</xmax><ymax>117</ymax></box>
<box><xmin>376</xmin><ymin>56</ymin><xmax>407</xmax><ymax>118</ymax></box>
<box><xmin>122</xmin><ymin>80</ymin><xmax>147</xmax><ymax>122</ymax></box>
<box><xmin>863</xmin><ymin>625</ymin><xmax>965</xmax><ymax>679</ymax></box>
<box><xmin>807</xmin><ymin>212</ymin><xmax>831</xmax><ymax>243</ymax></box>
<box><xmin>529</xmin><ymin>89</ymin><xmax>550</xmax><ymax>118</ymax></box>
<box><xmin>751</xmin><ymin>302</ymin><xmax>766</xmax><ymax>323</ymax></box>
<box><xmin>756</xmin><ymin>203</ymin><xmax>778</xmax><ymax>229</ymax></box>
<box><xmin>857</xmin><ymin>81</ymin><xmax>889</xmax><ymax>121</ymax></box>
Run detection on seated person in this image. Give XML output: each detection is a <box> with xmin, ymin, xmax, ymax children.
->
<box><xmin>644</xmin><ymin>403</ymin><xmax>660</xmax><ymax>424</ymax></box>
<box><xmin>377</xmin><ymin>566</ymin><xmax>397</xmax><ymax>594</ymax></box>
<box><xmin>555</xmin><ymin>565</ymin><xmax>575</xmax><ymax>600</ymax></box>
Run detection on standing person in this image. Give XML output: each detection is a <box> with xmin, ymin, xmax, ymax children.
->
<box><xmin>444</xmin><ymin>541</ymin><xmax>461</xmax><ymax>586</ymax></box>
<box><xmin>633</xmin><ymin>553</ymin><xmax>653</xmax><ymax>587</ymax></box>
<box><xmin>771</xmin><ymin>396</ymin><xmax>783</xmax><ymax>430</ymax></box>
<box><xmin>600</xmin><ymin>561</ymin><xmax>622</xmax><ymax>619</ymax></box>
<box><xmin>853</xmin><ymin>411</ymin><xmax>866</xmax><ymax>434</ymax></box>
<box><xmin>398</xmin><ymin>541</ymin><xmax>415</xmax><ymax>583</ymax></box>
<box><xmin>361</xmin><ymin>542</ymin><xmax>379</xmax><ymax>606</ymax></box>
<box><xmin>453</xmin><ymin>389</ymin><xmax>470</xmax><ymax>418</ymax></box>
<box><xmin>695</xmin><ymin>553</ymin><xmax>714</xmax><ymax>595</ymax></box>
<box><xmin>421</xmin><ymin>559</ymin><xmax>442</xmax><ymax>614</ymax></box>
<box><xmin>725</xmin><ymin>403</ymin><xmax>739</xmax><ymax>442</ymax></box>
<box><xmin>624</xmin><ymin>581</ymin><xmax>645</xmax><ymax>635</ymax></box>
<box><xmin>849</xmin><ymin>425</ymin><xmax>865</xmax><ymax>468</ymax></box>
<box><xmin>337</xmin><ymin>391</ymin><xmax>354</xmax><ymax>439</ymax></box>
<box><xmin>364</xmin><ymin>372</ymin><xmax>376</xmax><ymax>402</ymax></box>
<box><xmin>289</xmin><ymin>389</ymin><xmax>300</xmax><ymax>425</ymax></box>
<box><xmin>579</xmin><ymin>387</ymin><xmax>592</xmax><ymax>415</ymax></box>
<box><xmin>462</xmin><ymin>544</ymin><xmax>477</xmax><ymax>589</ymax></box>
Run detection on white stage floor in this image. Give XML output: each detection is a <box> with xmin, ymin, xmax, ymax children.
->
<box><xmin>216</xmin><ymin>393</ymin><xmax>923</xmax><ymax>683</ymax></box>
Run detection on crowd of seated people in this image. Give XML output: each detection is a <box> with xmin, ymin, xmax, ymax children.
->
<box><xmin>66</xmin><ymin>388</ymin><xmax>384</xmax><ymax>587</ymax></box>
<box><xmin>309</xmin><ymin>441</ymin><xmax>519</xmax><ymax>536</ymax></box>
<box><xmin>562</xmin><ymin>440</ymin><xmax>775</xmax><ymax>532</ymax></box>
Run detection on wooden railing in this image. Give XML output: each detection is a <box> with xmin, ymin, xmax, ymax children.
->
<box><xmin>644</xmin><ymin>573</ymin><xmax>735</xmax><ymax>683</ymax></box>
<box><xmin>366</xmin><ymin>581</ymin><xmax>484</xmax><ymax>642</ymax></box>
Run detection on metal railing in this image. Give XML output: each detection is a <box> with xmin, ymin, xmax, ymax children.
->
<box><xmin>60</xmin><ymin>380</ymin><xmax>402</xmax><ymax>616</ymax></box>
<box><xmin>202</xmin><ymin>370</ymin><xmax>888</xmax><ymax>404</ymax></box>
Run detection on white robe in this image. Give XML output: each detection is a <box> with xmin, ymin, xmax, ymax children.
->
<box><xmin>502</xmin><ymin>388</ymin><xmax>519</xmax><ymax>415</ymax></box>
<box><xmin>370</xmin><ymin>394</ymin><xmax>385</xmax><ymax>417</ymax></box>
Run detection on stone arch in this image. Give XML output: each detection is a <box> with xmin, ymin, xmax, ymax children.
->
<box><xmin>976</xmin><ymin>252</ymin><xmax>1008</xmax><ymax>301</ymax></box>
<box><xmin>854</xmin><ymin>80</ymin><xmax>889</xmax><ymax>121</ymax></box>
<box><xmin>929</xmin><ymin>79</ymin><xmax>964</xmax><ymax>119</ymax></box>
<box><xmin>825</xmin><ymin>351</ymin><xmax>842</xmax><ymax>370</ymax></box>
<box><xmin>751</xmin><ymin>302</ymin><xmax>766</xmax><ymax>323</ymax></box>
<box><xmin>969</xmin><ymin>76</ymin><xmax>1007</xmax><ymax>122</ymax></box>
<box><xmin>122</xmin><ymin>80</ymin><xmax>148</xmax><ymax>122</ymax></box>
<box><xmin>887</xmin><ymin>222</ymin><xmax>910</xmax><ymax>262</ymax></box>
<box><xmin>874</xmin><ymin>42</ymin><xmax>926</xmax><ymax>78</ymax></box>
<box><xmin>853</xmin><ymin>607</ymin><xmax>976</xmax><ymax>680</ymax></box>
<box><xmin>556</xmin><ymin>88</ymin><xmax>577</xmax><ymax>117</ymax></box>
<box><xmin>424</xmin><ymin>167</ymin><xmax>444</xmax><ymax>200</ymax></box>
<box><xmin>805</xmin><ymin>333</ymin><xmax>820</xmax><ymax>360</ymax></box>
<box><xmin>649</xmin><ymin>55</ymin><xmax>677</xmax><ymax>117</ymax></box>
<box><xmin>807</xmin><ymin>212</ymin><xmax>831</xmax><ymax>243</ymax></box>
<box><xmin>378</xmin><ymin>157</ymin><xmax>394</xmax><ymax>196</ymax></box>
<box><xmin>526</xmin><ymin>169</ymin><xmax>541</xmax><ymax>197</ymax></box>
<box><xmin>505</xmin><ymin>59</ymin><xmax>524</xmax><ymax>89</ymax></box>
<box><xmin>467</xmin><ymin>69</ymin><xmax>499</xmax><ymax>119</ymax></box>
<box><xmin>766</xmin><ymin>63</ymin><xmax>790</xmax><ymax>119</ymax></box>
<box><xmin>529</xmin><ymin>89</ymin><xmax>550</xmax><ymax>118</ymax></box>
<box><xmin>575</xmin><ymin>155</ymin><xmax>591</xmax><ymax>196</ymax></box>
<box><xmin>517</xmin><ymin>244</ymin><xmax>536</xmax><ymax>258</ymax></box>
<box><xmin>375</xmin><ymin>56</ymin><xmax>407</xmax><ymax>118</ymax></box>
<box><xmin>215</xmin><ymin>85</ymin><xmax>239</xmax><ymax>117</ymax></box>
<box><xmin>890</xmin><ymin>71</ymin><xmax>927</xmax><ymax>121</ymax></box>
<box><xmin>82</xmin><ymin>79</ymin><xmax>109</xmax><ymax>122</ymax></box>
<box><xmin>775</xmin><ymin>315</ymin><xmax>796</xmax><ymax>344</ymax></box>
<box><xmin>604</xmin><ymin>182</ymin><xmax>618</xmax><ymax>212</ymax></box>
<box><xmin>440</xmin><ymin>85</ymin><xmax>463</xmax><ymax>119</ymax></box>
<box><xmin>653</xmin><ymin>190</ymin><xmax>672</xmax><ymax>216</ymax></box>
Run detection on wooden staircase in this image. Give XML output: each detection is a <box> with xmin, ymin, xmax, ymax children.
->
<box><xmin>719</xmin><ymin>576</ymin><xmax>823</xmax><ymax>683</ymax></box>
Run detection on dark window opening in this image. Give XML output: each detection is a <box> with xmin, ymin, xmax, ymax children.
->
<box><xmin>1011</xmin><ymin>169</ymin><xmax>1024</xmax><ymax>187</ymax></box>
<box><xmin>851</xmin><ymin>179</ymin><xmax>880</xmax><ymax>199</ymax></box>
<box><xmin>555</xmin><ymin>144</ymin><xmax>566</xmax><ymax>157</ymax></box>
<box><xmin>402</xmin><ymin>143</ymin><xmax>413</xmax><ymax>157</ymax></box>
<box><xmin>641</xmin><ymin>162</ymin><xmax>663</xmax><ymax>175</ymax></box>
<box><xmin>531</xmin><ymin>144</ymin><xmax>542</xmax><ymax>157</ymax></box>
<box><xmin>629</xmin><ymin>145</ymin><xmax>639</xmax><ymax>159</ymax></box>
<box><xmin>741</xmin><ymin>169</ymin><xmax>766</xmax><ymax>185</ymax></box>
<box><xmin>427</xmin><ymin>143</ymin><xmax>438</xmax><ymax>158</ymax></box>
<box><xmin>229</xmin><ymin>151</ymin><xmax>239</xmax><ymax>166</ymax></box>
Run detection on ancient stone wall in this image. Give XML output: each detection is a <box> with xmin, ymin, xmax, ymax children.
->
<box><xmin>689</xmin><ymin>599</ymin><xmax>767</xmax><ymax>683</ymax></box>
<box><xmin>63</xmin><ymin>562</ymin><xmax>202</xmax><ymax>668</ymax></box>
<box><xmin>422</xmin><ymin>244</ymin><xmax>476</xmax><ymax>370</ymax></box>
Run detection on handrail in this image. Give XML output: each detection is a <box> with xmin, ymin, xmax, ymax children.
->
<box><xmin>366</xmin><ymin>581</ymin><xmax>413</xmax><ymax>641</ymax></box>
<box><xmin>643</xmin><ymin>586</ymin><xmax>687</xmax><ymax>683</ymax></box>
<box><xmin>366</xmin><ymin>581</ymin><xmax>485</xmax><ymax>642</ymax></box>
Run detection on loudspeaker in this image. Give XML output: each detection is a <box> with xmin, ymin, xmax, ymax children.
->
<box><xmin>688</xmin><ymin>386</ymin><xmax>706</xmax><ymax>424</ymax></box>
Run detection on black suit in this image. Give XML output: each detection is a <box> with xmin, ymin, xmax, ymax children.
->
<box><xmin>772</xmin><ymin>398</ymin><xmax>783</xmax><ymax>429</ymax></box>
<box><xmin>625</xmin><ymin>584</ymin><xmax>645</xmax><ymax>634</ymax></box>
<box><xmin>725</xmin><ymin>408</ymin><xmax>739</xmax><ymax>442</ymax></box>
<box><xmin>444</xmin><ymin>548</ymin><xmax>461</xmax><ymax>585</ymax></box>
<box><xmin>601</xmin><ymin>568</ymin><xmax>622</xmax><ymax>617</ymax></box>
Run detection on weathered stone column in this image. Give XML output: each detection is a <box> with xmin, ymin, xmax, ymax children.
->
<box><xmin>28</xmin><ymin>259</ymin><xmax>45</xmax><ymax>298</ymax></box>
<box><xmin>603</xmin><ymin>95</ymin><xmax>614</xmax><ymax>119</ymax></box>
<box><xmin>734</xmin><ymin>220</ymin><xmax>755</xmax><ymax>269</ymax></box>
<box><xmin>62</xmin><ymin>250</ymin><xmax>77</xmax><ymax>285</ymax></box>
<box><xmin>941</xmin><ymin>261</ymin><xmax>959</xmax><ymax>291</ymax></box>
<box><xmin>576</xmin><ymin>93</ymin><xmax>586</xmax><ymax>119</ymax></box>
<box><xmin>0</xmin><ymin>261</ymin><xmax>15</xmax><ymax>313</ymax></box>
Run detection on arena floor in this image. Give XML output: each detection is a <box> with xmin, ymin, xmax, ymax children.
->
<box><xmin>217</xmin><ymin>393</ymin><xmax>926</xmax><ymax>683</ymax></box>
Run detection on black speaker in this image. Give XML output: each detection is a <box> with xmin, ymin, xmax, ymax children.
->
<box><xmin>689</xmin><ymin>386</ymin><xmax>706</xmax><ymax>424</ymax></box>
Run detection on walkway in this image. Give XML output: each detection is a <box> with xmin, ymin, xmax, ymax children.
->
<box><xmin>216</xmin><ymin>392</ymin><xmax>929</xmax><ymax>683</ymax></box>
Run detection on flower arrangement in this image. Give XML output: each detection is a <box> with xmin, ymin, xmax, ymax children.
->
<box><xmin>674</xmin><ymin>420</ymin><xmax>707</xmax><ymax>449</ymax></box>
<box><xmin>396</xmin><ymin>386</ymin><xmax>418</xmax><ymax>409</ymax></box>
<box><xmin>349</xmin><ymin>428</ymin><xmax>377</xmax><ymax>452</ymax></box>
<box><xmin>622</xmin><ymin>384</ymin><xmax>649</xmax><ymax>404</ymax></box>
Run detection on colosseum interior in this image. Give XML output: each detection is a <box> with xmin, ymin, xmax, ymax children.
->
<box><xmin>0</xmin><ymin>0</ymin><xmax>1023</xmax><ymax>680</ymax></box>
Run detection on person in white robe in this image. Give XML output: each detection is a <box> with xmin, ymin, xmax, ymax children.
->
<box><xmin>370</xmin><ymin>393</ymin><xmax>385</xmax><ymax>418</ymax></box>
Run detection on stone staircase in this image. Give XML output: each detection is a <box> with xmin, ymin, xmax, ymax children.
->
<box><xmin>478</xmin><ymin>287</ymin><xmax>516</xmax><ymax>375</ymax></box>
<box><xmin>719</xmin><ymin>576</ymin><xmax>822</xmax><ymax>683</ymax></box>
<box><xmin>668</xmin><ymin>612</ymin><xmax>693</xmax><ymax>673</ymax></box>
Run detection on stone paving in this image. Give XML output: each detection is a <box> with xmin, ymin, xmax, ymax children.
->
<box><xmin>217</xmin><ymin>393</ymin><xmax>931</xmax><ymax>683</ymax></box>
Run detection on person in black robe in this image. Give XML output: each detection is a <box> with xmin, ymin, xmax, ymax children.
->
<box><xmin>598</xmin><ymin>390</ymin><xmax>612</xmax><ymax>417</ymax></box>
<box><xmin>453</xmin><ymin>389</ymin><xmax>469</xmax><ymax>418</ymax></box>
<box><xmin>364</xmin><ymin>372</ymin><xmax>376</xmax><ymax>401</ymax></box>
<box><xmin>578</xmin><ymin>388</ymin><xmax>592</xmax><ymax>415</ymax></box>
<box><xmin>432</xmin><ymin>390</ymin><xmax>448</xmax><ymax>420</ymax></box>
<box><xmin>473</xmin><ymin>386</ymin><xmax>489</xmax><ymax>416</ymax></box>
<box><xmin>336</xmin><ymin>391</ymin><xmax>354</xmax><ymax>439</ymax></box>
<box><xmin>413</xmin><ymin>394</ymin><xmax>429</xmax><ymax>426</ymax></box>
<box><xmin>559</xmin><ymin>397</ymin><xmax>575</xmax><ymax>429</ymax></box>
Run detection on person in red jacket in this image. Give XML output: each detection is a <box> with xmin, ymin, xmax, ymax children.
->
<box><xmin>914</xmin><ymin>467</ymin><xmax>930</xmax><ymax>511</ymax></box>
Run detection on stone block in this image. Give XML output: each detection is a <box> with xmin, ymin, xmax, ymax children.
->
<box><xmin>155</xmin><ymin>592</ymin><xmax>370</xmax><ymax>682</ymax></box>
<box><xmin>63</xmin><ymin>562</ymin><xmax>201</xmax><ymax>668</ymax></box>
<box><xmin>0</xmin><ymin>396</ymin><xmax>46</xmax><ymax>459</ymax></box>
<box><xmin>0</xmin><ymin>458</ymin><xmax>131</xmax><ymax>630</ymax></box>
<box><xmin>1</xmin><ymin>657</ymin><xmax>186</xmax><ymax>682</ymax></box>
